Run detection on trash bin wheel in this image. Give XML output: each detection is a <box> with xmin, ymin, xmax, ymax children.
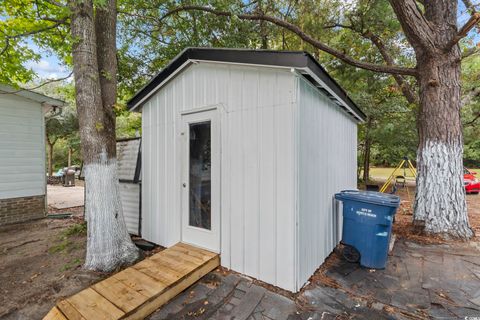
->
<box><xmin>342</xmin><ymin>244</ymin><xmax>360</xmax><ymax>263</ymax></box>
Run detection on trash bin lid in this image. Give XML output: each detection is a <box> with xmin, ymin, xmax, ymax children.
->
<box><xmin>335</xmin><ymin>190</ymin><xmax>400</xmax><ymax>207</ymax></box>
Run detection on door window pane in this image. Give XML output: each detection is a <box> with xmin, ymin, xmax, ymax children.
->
<box><xmin>189</xmin><ymin>121</ymin><xmax>211</xmax><ymax>230</ymax></box>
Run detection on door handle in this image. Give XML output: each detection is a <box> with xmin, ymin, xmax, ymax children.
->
<box><xmin>183</xmin><ymin>183</ymin><xmax>187</xmax><ymax>188</ymax></box>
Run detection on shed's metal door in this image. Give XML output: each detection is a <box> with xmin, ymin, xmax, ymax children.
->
<box><xmin>181</xmin><ymin>109</ymin><xmax>220</xmax><ymax>253</ymax></box>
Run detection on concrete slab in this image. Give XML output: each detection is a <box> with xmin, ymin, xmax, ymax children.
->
<box><xmin>47</xmin><ymin>185</ymin><xmax>84</xmax><ymax>209</ymax></box>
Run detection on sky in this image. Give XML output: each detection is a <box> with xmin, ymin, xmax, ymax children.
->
<box><xmin>25</xmin><ymin>40</ymin><xmax>70</xmax><ymax>80</ymax></box>
<box><xmin>28</xmin><ymin>1</ymin><xmax>477</xmax><ymax>81</ymax></box>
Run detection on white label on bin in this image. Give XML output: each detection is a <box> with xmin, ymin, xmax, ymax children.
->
<box><xmin>356</xmin><ymin>208</ymin><xmax>376</xmax><ymax>218</ymax></box>
<box><xmin>376</xmin><ymin>232</ymin><xmax>388</xmax><ymax>237</ymax></box>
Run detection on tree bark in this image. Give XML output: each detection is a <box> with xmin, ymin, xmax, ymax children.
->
<box><xmin>390</xmin><ymin>0</ymin><xmax>473</xmax><ymax>238</ymax></box>
<box><xmin>69</xmin><ymin>0</ymin><xmax>139</xmax><ymax>271</ymax></box>
<box><xmin>67</xmin><ymin>147</ymin><xmax>72</xmax><ymax>167</ymax></box>
<box><xmin>414</xmin><ymin>49</ymin><xmax>472</xmax><ymax>238</ymax></box>
<box><xmin>47</xmin><ymin>138</ymin><xmax>55</xmax><ymax>177</ymax></box>
<box><xmin>362</xmin><ymin>117</ymin><xmax>373</xmax><ymax>184</ymax></box>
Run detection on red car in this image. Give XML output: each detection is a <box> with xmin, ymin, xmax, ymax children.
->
<box><xmin>465</xmin><ymin>168</ymin><xmax>480</xmax><ymax>194</ymax></box>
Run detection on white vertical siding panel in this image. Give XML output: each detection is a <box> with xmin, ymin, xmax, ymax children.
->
<box><xmin>184</xmin><ymin>69</ymin><xmax>194</xmax><ymax>109</ymax></box>
<box><xmin>174</xmin><ymin>76</ymin><xmax>184</xmax><ymax>245</ymax></box>
<box><xmin>258</xmin><ymin>71</ymin><xmax>277</xmax><ymax>285</ymax></box>
<box><xmin>217</xmin><ymin>66</ymin><xmax>231</xmax><ymax>269</ymax></box>
<box><xmin>275</xmin><ymin>104</ymin><xmax>295</xmax><ymax>290</ymax></box>
<box><xmin>0</xmin><ymin>95</ymin><xmax>45</xmax><ymax>199</ymax></box>
<box><xmin>242</xmin><ymin>70</ymin><xmax>260</xmax><ymax>278</ymax></box>
<box><xmin>141</xmin><ymin>101</ymin><xmax>151</xmax><ymax>241</ymax></box>
<box><xmin>274</xmin><ymin>72</ymin><xmax>296</xmax><ymax>291</ymax></box>
<box><xmin>258</xmin><ymin>107</ymin><xmax>277</xmax><ymax>282</ymax></box>
<box><xmin>228</xmin><ymin>69</ymin><xmax>245</xmax><ymax>273</ymax></box>
<box><xmin>159</xmin><ymin>89</ymin><xmax>168</xmax><ymax>245</ymax></box>
<box><xmin>165</xmin><ymin>84</ymin><xmax>179</xmax><ymax>246</ymax></box>
<box><xmin>296</xmin><ymin>76</ymin><xmax>358</xmax><ymax>290</ymax></box>
<box><xmin>152</xmin><ymin>95</ymin><xmax>162</xmax><ymax>245</ymax></box>
<box><xmin>148</xmin><ymin>96</ymin><xmax>156</xmax><ymax>243</ymax></box>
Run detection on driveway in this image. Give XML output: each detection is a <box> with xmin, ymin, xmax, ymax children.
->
<box><xmin>47</xmin><ymin>185</ymin><xmax>84</xmax><ymax>209</ymax></box>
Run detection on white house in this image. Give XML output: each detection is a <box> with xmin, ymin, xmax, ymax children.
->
<box><xmin>0</xmin><ymin>85</ymin><xmax>64</xmax><ymax>226</ymax></box>
<box><xmin>127</xmin><ymin>48</ymin><xmax>365</xmax><ymax>292</ymax></box>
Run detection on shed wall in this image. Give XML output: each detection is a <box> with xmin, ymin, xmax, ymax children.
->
<box><xmin>0</xmin><ymin>94</ymin><xmax>45</xmax><ymax>200</ymax></box>
<box><xmin>296</xmin><ymin>76</ymin><xmax>358</xmax><ymax>290</ymax></box>
<box><xmin>141</xmin><ymin>62</ymin><xmax>297</xmax><ymax>291</ymax></box>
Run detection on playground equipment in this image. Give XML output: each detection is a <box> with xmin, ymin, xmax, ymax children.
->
<box><xmin>379</xmin><ymin>157</ymin><xmax>417</xmax><ymax>194</ymax></box>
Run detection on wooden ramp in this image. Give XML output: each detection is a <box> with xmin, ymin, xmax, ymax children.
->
<box><xmin>44</xmin><ymin>243</ymin><xmax>219</xmax><ymax>320</ymax></box>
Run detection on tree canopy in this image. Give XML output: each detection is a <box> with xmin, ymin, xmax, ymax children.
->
<box><xmin>1</xmin><ymin>0</ymin><xmax>479</xmax><ymax>177</ymax></box>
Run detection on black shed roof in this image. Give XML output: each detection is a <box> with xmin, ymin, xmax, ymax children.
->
<box><xmin>127</xmin><ymin>47</ymin><xmax>366</xmax><ymax>121</ymax></box>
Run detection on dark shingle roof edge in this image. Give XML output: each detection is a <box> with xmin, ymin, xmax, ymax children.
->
<box><xmin>127</xmin><ymin>47</ymin><xmax>366</xmax><ymax>122</ymax></box>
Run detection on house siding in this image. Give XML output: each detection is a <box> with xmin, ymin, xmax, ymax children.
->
<box><xmin>295</xmin><ymin>76</ymin><xmax>358</xmax><ymax>290</ymax></box>
<box><xmin>0</xmin><ymin>94</ymin><xmax>46</xmax><ymax>200</ymax></box>
<box><xmin>141</xmin><ymin>62</ymin><xmax>297</xmax><ymax>291</ymax></box>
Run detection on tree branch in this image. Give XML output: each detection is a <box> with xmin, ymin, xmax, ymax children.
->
<box><xmin>0</xmin><ymin>35</ymin><xmax>10</xmax><ymax>56</ymax></box>
<box><xmin>462</xmin><ymin>45</ymin><xmax>480</xmax><ymax>59</ymax></box>
<box><xmin>464</xmin><ymin>113</ymin><xmax>480</xmax><ymax>126</ymax></box>
<box><xmin>363</xmin><ymin>31</ymin><xmax>418</xmax><ymax>104</ymax></box>
<box><xmin>3</xmin><ymin>20</ymin><xmax>66</xmax><ymax>41</ymax></box>
<box><xmin>44</xmin><ymin>0</ymin><xmax>66</xmax><ymax>7</ymax></box>
<box><xmin>388</xmin><ymin>0</ymin><xmax>436</xmax><ymax>53</ymax></box>
<box><xmin>320</xmin><ymin>20</ymin><xmax>419</xmax><ymax>104</ymax></box>
<box><xmin>462</xmin><ymin>86</ymin><xmax>480</xmax><ymax>106</ymax></box>
<box><xmin>162</xmin><ymin>5</ymin><xmax>418</xmax><ymax>76</ymax></box>
<box><xmin>462</xmin><ymin>0</ymin><xmax>478</xmax><ymax>14</ymax></box>
<box><xmin>0</xmin><ymin>71</ymin><xmax>73</xmax><ymax>94</ymax></box>
<box><xmin>445</xmin><ymin>12</ymin><xmax>480</xmax><ymax>51</ymax></box>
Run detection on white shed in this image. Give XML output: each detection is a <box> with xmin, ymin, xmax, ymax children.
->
<box><xmin>0</xmin><ymin>84</ymin><xmax>64</xmax><ymax>226</ymax></box>
<box><xmin>127</xmin><ymin>48</ymin><xmax>365</xmax><ymax>292</ymax></box>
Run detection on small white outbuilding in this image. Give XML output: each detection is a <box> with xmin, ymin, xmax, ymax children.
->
<box><xmin>127</xmin><ymin>48</ymin><xmax>365</xmax><ymax>292</ymax></box>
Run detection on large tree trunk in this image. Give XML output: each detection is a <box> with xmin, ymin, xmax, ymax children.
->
<box><xmin>67</xmin><ymin>147</ymin><xmax>72</xmax><ymax>167</ymax></box>
<box><xmin>70</xmin><ymin>0</ymin><xmax>139</xmax><ymax>271</ymax></box>
<box><xmin>390</xmin><ymin>0</ymin><xmax>474</xmax><ymax>238</ymax></box>
<box><xmin>413</xmin><ymin>50</ymin><xmax>473</xmax><ymax>238</ymax></box>
<box><xmin>362</xmin><ymin>117</ymin><xmax>373</xmax><ymax>184</ymax></box>
<box><xmin>47</xmin><ymin>139</ymin><xmax>54</xmax><ymax>177</ymax></box>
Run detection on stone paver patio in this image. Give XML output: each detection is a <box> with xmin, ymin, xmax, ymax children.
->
<box><xmin>148</xmin><ymin>238</ymin><xmax>480</xmax><ymax>320</ymax></box>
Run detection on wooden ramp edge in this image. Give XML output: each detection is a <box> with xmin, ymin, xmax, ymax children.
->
<box><xmin>44</xmin><ymin>243</ymin><xmax>220</xmax><ymax>320</ymax></box>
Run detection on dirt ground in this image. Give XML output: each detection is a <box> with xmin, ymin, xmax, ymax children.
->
<box><xmin>390</xmin><ymin>186</ymin><xmax>480</xmax><ymax>243</ymax></box>
<box><xmin>0</xmin><ymin>208</ymin><xmax>107</xmax><ymax>320</ymax></box>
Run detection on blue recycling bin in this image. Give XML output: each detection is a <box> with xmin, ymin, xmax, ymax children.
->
<box><xmin>335</xmin><ymin>190</ymin><xmax>400</xmax><ymax>269</ymax></box>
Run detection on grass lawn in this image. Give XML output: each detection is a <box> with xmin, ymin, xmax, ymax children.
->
<box><xmin>368</xmin><ymin>167</ymin><xmax>480</xmax><ymax>181</ymax></box>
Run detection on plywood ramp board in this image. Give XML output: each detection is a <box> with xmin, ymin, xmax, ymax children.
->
<box><xmin>43</xmin><ymin>243</ymin><xmax>219</xmax><ymax>320</ymax></box>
